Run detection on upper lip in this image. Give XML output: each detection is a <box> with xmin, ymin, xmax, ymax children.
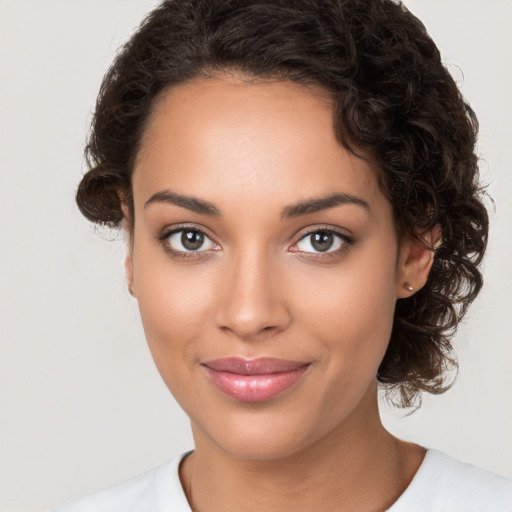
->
<box><xmin>202</xmin><ymin>357</ymin><xmax>310</xmax><ymax>375</ymax></box>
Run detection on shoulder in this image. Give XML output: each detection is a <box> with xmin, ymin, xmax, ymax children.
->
<box><xmin>390</xmin><ymin>449</ymin><xmax>512</xmax><ymax>512</ymax></box>
<box><xmin>54</xmin><ymin>452</ymin><xmax>192</xmax><ymax>512</ymax></box>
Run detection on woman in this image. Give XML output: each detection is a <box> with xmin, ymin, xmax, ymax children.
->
<box><xmin>56</xmin><ymin>0</ymin><xmax>512</xmax><ymax>510</ymax></box>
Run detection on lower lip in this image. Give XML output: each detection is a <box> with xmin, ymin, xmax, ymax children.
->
<box><xmin>203</xmin><ymin>365</ymin><xmax>310</xmax><ymax>402</ymax></box>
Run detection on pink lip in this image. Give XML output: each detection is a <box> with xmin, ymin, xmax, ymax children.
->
<box><xmin>202</xmin><ymin>357</ymin><xmax>310</xmax><ymax>402</ymax></box>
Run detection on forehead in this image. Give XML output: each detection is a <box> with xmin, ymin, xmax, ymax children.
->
<box><xmin>132</xmin><ymin>74</ymin><xmax>385</xmax><ymax>213</ymax></box>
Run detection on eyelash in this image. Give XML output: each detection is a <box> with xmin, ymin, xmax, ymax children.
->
<box><xmin>157</xmin><ymin>224</ymin><xmax>354</xmax><ymax>262</ymax></box>
<box><xmin>157</xmin><ymin>224</ymin><xmax>218</xmax><ymax>261</ymax></box>
<box><xmin>292</xmin><ymin>227</ymin><xmax>354</xmax><ymax>261</ymax></box>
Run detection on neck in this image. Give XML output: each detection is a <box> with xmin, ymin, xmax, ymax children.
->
<box><xmin>180</xmin><ymin>390</ymin><xmax>424</xmax><ymax>512</ymax></box>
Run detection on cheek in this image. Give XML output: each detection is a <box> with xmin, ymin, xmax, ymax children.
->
<box><xmin>292</xmin><ymin>251</ymin><xmax>397</xmax><ymax>369</ymax></box>
<box><xmin>286</xmin><ymin>257</ymin><xmax>397</xmax><ymax>424</ymax></box>
<box><xmin>132</xmin><ymin>245</ymin><xmax>216</xmax><ymax>376</ymax></box>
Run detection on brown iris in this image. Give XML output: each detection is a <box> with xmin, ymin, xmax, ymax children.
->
<box><xmin>181</xmin><ymin>230</ymin><xmax>204</xmax><ymax>250</ymax></box>
<box><xmin>310</xmin><ymin>231</ymin><xmax>334</xmax><ymax>252</ymax></box>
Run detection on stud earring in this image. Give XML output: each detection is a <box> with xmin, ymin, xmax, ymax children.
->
<box><xmin>403</xmin><ymin>282</ymin><xmax>413</xmax><ymax>292</ymax></box>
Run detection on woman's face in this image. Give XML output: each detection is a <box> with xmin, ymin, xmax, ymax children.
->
<box><xmin>127</xmin><ymin>74</ymin><xmax>418</xmax><ymax>459</ymax></box>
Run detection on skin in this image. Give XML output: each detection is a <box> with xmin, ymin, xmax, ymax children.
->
<box><xmin>125</xmin><ymin>72</ymin><xmax>435</xmax><ymax>512</ymax></box>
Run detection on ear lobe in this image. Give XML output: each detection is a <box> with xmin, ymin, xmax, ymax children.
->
<box><xmin>396</xmin><ymin>227</ymin><xmax>440</xmax><ymax>298</ymax></box>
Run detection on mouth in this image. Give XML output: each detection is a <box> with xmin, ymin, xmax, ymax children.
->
<box><xmin>201</xmin><ymin>357</ymin><xmax>311</xmax><ymax>402</ymax></box>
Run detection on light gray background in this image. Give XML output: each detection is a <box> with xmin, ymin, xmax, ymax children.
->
<box><xmin>1</xmin><ymin>1</ymin><xmax>511</xmax><ymax>511</ymax></box>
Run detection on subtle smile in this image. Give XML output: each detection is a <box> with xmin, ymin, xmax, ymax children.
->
<box><xmin>201</xmin><ymin>357</ymin><xmax>311</xmax><ymax>402</ymax></box>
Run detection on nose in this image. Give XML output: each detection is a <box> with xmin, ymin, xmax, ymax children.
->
<box><xmin>214</xmin><ymin>247</ymin><xmax>292</xmax><ymax>341</ymax></box>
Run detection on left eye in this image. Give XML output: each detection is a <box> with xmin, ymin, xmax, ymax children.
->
<box><xmin>295</xmin><ymin>230</ymin><xmax>347</xmax><ymax>253</ymax></box>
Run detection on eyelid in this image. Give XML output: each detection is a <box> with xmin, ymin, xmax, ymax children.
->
<box><xmin>293</xmin><ymin>225</ymin><xmax>353</xmax><ymax>244</ymax></box>
<box><xmin>289</xmin><ymin>225</ymin><xmax>354</xmax><ymax>256</ymax></box>
<box><xmin>157</xmin><ymin>224</ymin><xmax>220</xmax><ymax>260</ymax></box>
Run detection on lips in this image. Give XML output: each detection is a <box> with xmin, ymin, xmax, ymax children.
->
<box><xmin>202</xmin><ymin>357</ymin><xmax>310</xmax><ymax>402</ymax></box>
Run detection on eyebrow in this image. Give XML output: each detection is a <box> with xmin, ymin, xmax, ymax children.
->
<box><xmin>144</xmin><ymin>190</ymin><xmax>221</xmax><ymax>216</ymax></box>
<box><xmin>144</xmin><ymin>189</ymin><xmax>370</xmax><ymax>218</ymax></box>
<box><xmin>280</xmin><ymin>192</ymin><xmax>370</xmax><ymax>219</ymax></box>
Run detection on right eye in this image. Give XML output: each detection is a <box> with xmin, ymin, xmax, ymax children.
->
<box><xmin>163</xmin><ymin>228</ymin><xmax>219</xmax><ymax>255</ymax></box>
<box><xmin>156</xmin><ymin>225</ymin><xmax>221</xmax><ymax>262</ymax></box>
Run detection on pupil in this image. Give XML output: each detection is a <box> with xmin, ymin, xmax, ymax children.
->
<box><xmin>311</xmin><ymin>232</ymin><xmax>333</xmax><ymax>252</ymax></box>
<box><xmin>182</xmin><ymin>230</ymin><xmax>204</xmax><ymax>250</ymax></box>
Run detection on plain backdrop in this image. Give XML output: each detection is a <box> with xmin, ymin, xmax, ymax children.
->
<box><xmin>1</xmin><ymin>1</ymin><xmax>511</xmax><ymax>511</ymax></box>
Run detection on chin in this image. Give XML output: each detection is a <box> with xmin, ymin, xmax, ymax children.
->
<box><xmin>215</xmin><ymin>433</ymin><xmax>308</xmax><ymax>461</ymax></box>
<box><xmin>191</xmin><ymin>405</ymin><xmax>325</xmax><ymax>461</ymax></box>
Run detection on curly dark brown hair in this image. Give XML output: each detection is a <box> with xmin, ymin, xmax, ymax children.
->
<box><xmin>77</xmin><ymin>0</ymin><xmax>489</xmax><ymax>407</ymax></box>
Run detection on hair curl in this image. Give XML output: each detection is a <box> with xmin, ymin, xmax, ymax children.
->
<box><xmin>77</xmin><ymin>0</ymin><xmax>489</xmax><ymax>407</ymax></box>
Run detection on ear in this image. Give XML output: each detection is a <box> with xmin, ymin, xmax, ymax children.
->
<box><xmin>120</xmin><ymin>195</ymin><xmax>136</xmax><ymax>297</ymax></box>
<box><xmin>125</xmin><ymin>250</ymin><xmax>136</xmax><ymax>297</ymax></box>
<box><xmin>395</xmin><ymin>226</ymin><xmax>441</xmax><ymax>298</ymax></box>
<box><xmin>122</xmin><ymin>224</ymin><xmax>136</xmax><ymax>299</ymax></box>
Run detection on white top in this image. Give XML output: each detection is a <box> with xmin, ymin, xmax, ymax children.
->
<box><xmin>55</xmin><ymin>449</ymin><xmax>512</xmax><ymax>512</ymax></box>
